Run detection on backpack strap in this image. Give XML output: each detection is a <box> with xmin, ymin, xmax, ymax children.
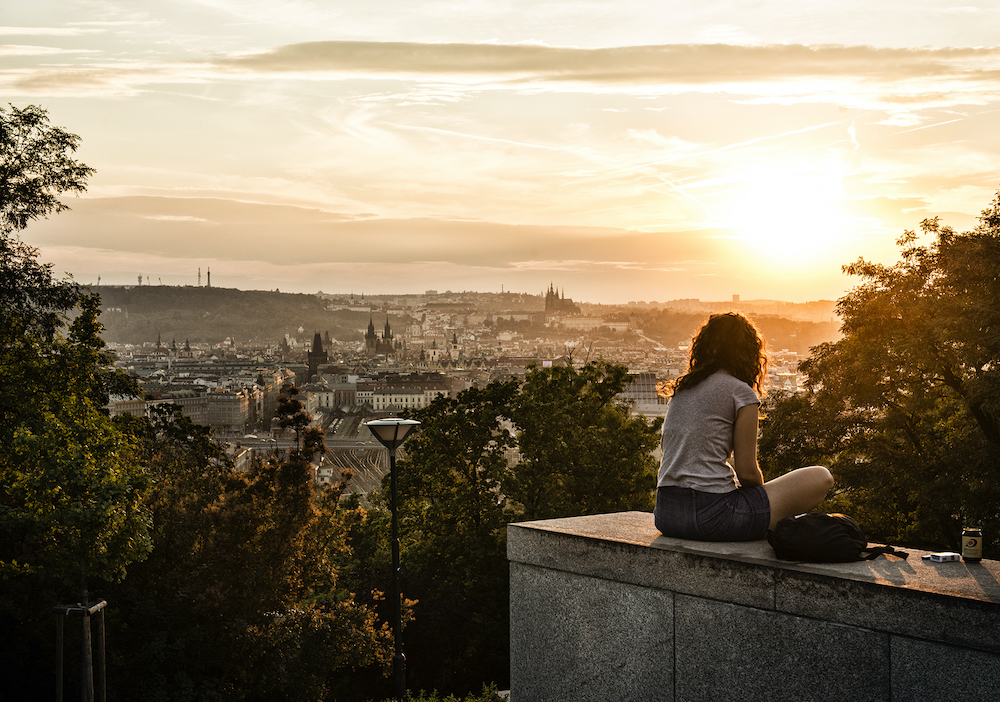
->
<box><xmin>861</xmin><ymin>545</ymin><xmax>908</xmax><ymax>560</ymax></box>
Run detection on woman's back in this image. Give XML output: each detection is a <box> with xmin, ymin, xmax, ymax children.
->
<box><xmin>658</xmin><ymin>369</ymin><xmax>759</xmax><ymax>493</ymax></box>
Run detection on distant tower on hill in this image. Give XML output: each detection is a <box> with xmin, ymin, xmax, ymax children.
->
<box><xmin>198</xmin><ymin>267</ymin><xmax>201</xmax><ymax>287</ymax></box>
<box><xmin>544</xmin><ymin>283</ymin><xmax>580</xmax><ymax>315</ymax></box>
<box><xmin>207</xmin><ymin>268</ymin><xmax>211</xmax><ymax>288</ymax></box>
<box><xmin>307</xmin><ymin>332</ymin><xmax>328</xmax><ymax>382</ymax></box>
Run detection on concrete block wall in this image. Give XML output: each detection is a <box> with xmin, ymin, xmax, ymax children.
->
<box><xmin>508</xmin><ymin>512</ymin><xmax>1000</xmax><ymax>702</ymax></box>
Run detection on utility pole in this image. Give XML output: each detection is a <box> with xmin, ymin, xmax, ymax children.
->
<box><xmin>54</xmin><ymin>578</ymin><xmax>107</xmax><ymax>702</ymax></box>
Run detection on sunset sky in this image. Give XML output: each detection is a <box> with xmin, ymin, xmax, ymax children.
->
<box><xmin>5</xmin><ymin>1</ymin><xmax>1000</xmax><ymax>304</ymax></box>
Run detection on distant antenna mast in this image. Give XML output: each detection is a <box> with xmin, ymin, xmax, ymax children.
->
<box><xmin>198</xmin><ymin>267</ymin><xmax>201</xmax><ymax>287</ymax></box>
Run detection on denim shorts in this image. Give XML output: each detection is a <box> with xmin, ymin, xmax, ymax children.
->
<box><xmin>654</xmin><ymin>485</ymin><xmax>770</xmax><ymax>542</ymax></box>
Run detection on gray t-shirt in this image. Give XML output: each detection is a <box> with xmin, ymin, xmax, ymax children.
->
<box><xmin>657</xmin><ymin>369</ymin><xmax>760</xmax><ymax>493</ymax></box>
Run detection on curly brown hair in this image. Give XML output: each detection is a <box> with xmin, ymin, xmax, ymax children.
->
<box><xmin>670</xmin><ymin>312</ymin><xmax>767</xmax><ymax>395</ymax></box>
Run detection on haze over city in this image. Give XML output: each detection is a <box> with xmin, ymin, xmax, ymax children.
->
<box><xmin>5</xmin><ymin>1</ymin><xmax>1000</xmax><ymax>303</ymax></box>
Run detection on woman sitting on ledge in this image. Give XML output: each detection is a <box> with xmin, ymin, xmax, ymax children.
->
<box><xmin>654</xmin><ymin>312</ymin><xmax>833</xmax><ymax>542</ymax></box>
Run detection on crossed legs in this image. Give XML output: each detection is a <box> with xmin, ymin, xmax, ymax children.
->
<box><xmin>763</xmin><ymin>466</ymin><xmax>834</xmax><ymax>531</ymax></box>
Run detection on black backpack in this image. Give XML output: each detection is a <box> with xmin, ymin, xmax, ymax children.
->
<box><xmin>767</xmin><ymin>512</ymin><xmax>907</xmax><ymax>562</ymax></box>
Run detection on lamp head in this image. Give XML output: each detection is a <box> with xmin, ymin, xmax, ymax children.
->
<box><xmin>366</xmin><ymin>418</ymin><xmax>421</xmax><ymax>452</ymax></box>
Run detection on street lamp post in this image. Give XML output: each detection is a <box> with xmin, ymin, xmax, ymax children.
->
<box><xmin>365</xmin><ymin>418</ymin><xmax>420</xmax><ymax>701</ymax></box>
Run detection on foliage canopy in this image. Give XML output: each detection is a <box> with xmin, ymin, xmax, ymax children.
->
<box><xmin>760</xmin><ymin>191</ymin><xmax>1000</xmax><ymax>554</ymax></box>
<box><xmin>105</xmin><ymin>405</ymin><xmax>392</xmax><ymax>702</ymax></box>
<box><xmin>0</xmin><ymin>103</ymin><xmax>94</xmax><ymax>235</ymax></box>
<box><xmin>351</xmin><ymin>361</ymin><xmax>661</xmax><ymax>694</ymax></box>
<box><xmin>0</xmin><ymin>106</ymin><xmax>148</xmax><ymax>588</ymax></box>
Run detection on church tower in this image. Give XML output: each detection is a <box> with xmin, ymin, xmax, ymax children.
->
<box><xmin>365</xmin><ymin>317</ymin><xmax>378</xmax><ymax>356</ymax></box>
<box><xmin>365</xmin><ymin>316</ymin><xmax>396</xmax><ymax>357</ymax></box>
<box><xmin>307</xmin><ymin>331</ymin><xmax>328</xmax><ymax>382</ymax></box>
<box><xmin>544</xmin><ymin>282</ymin><xmax>580</xmax><ymax>315</ymax></box>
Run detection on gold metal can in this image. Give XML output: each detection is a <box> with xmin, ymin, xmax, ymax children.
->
<box><xmin>962</xmin><ymin>526</ymin><xmax>983</xmax><ymax>563</ymax></box>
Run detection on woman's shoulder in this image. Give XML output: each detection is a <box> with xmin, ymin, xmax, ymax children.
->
<box><xmin>704</xmin><ymin>368</ymin><xmax>739</xmax><ymax>386</ymax></box>
<box><xmin>704</xmin><ymin>369</ymin><xmax>759</xmax><ymax>399</ymax></box>
<box><xmin>674</xmin><ymin>368</ymin><xmax>758</xmax><ymax>400</ymax></box>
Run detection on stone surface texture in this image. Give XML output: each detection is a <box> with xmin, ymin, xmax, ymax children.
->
<box><xmin>510</xmin><ymin>563</ymin><xmax>673</xmax><ymax>702</ymax></box>
<box><xmin>508</xmin><ymin>511</ymin><xmax>1000</xmax><ymax>702</ymax></box>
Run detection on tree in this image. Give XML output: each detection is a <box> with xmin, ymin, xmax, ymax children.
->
<box><xmin>105</xmin><ymin>405</ymin><xmax>392</xmax><ymax>702</ymax></box>
<box><xmin>1</xmin><ymin>104</ymin><xmax>94</xmax><ymax>235</ymax></box>
<box><xmin>0</xmin><ymin>275</ymin><xmax>150</xmax><ymax>581</ymax></box>
<box><xmin>759</xmin><ymin>191</ymin><xmax>1000</xmax><ymax>554</ymax></box>
<box><xmin>508</xmin><ymin>360</ymin><xmax>663</xmax><ymax>520</ymax></box>
<box><xmin>360</xmin><ymin>364</ymin><xmax>662</xmax><ymax>696</ymax></box>
<box><xmin>368</xmin><ymin>381</ymin><xmax>519</xmax><ymax>694</ymax></box>
<box><xmin>0</xmin><ymin>105</ymin><xmax>150</xmax><ymax>699</ymax></box>
<box><xmin>276</xmin><ymin>385</ymin><xmax>312</xmax><ymax>451</ymax></box>
<box><xmin>0</xmin><ymin>105</ymin><xmax>149</xmax><ymax>587</ymax></box>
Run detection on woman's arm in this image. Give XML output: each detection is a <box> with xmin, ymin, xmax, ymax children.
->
<box><xmin>733</xmin><ymin>403</ymin><xmax>764</xmax><ymax>488</ymax></box>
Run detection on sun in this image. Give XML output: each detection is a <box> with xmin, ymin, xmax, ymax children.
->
<box><xmin>721</xmin><ymin>164</ymin><xmax>851</xmax><ymax>267</ymax></box>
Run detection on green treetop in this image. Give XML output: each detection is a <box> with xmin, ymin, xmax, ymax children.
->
<box><xmin>509</xmin><ymin>360</ymin><xmax>663</xmax><ymax>520</ymax></box>
<box><xmin>1</xmin><ymin>103</ymin><xmax>94</xmax><ymax>235</ymax></box>
<box><xmin>759</xmin><ymin>190</ymin><xmax>1000</xmax><ymax>554</ymax></box>
<box><xmin>355</xmin><ymin>360</ymin><xmax>662</xmax><ymax>694</ymax></box>
<box><xmin>0</xmin><ymin>105</ymin><xmax>150</xmax><ymax>588</ymax></box>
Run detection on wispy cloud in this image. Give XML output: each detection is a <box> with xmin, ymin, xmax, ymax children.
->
<box><xmin>0</xmin><ymin>26</ymin><xmax>102</xmax><ymax>36</ymax></box>
<box><xmin>143</xmin><ymin>214</ymin><xmax>212</xmax><ymax>223</ymax></box>
<box><xmin>6</xmin><ymin>40</ymin><xmax>1000</xmax><ymax>109</ymax></box>
<box><xmin>211</xmin><ymin>41</ymin><xmax>1000</xmax><ymax>95</ymax></box>
<box><xmin>0</xmin><ymin>63</ymin><xmax>206</xmax><ymax>97</ymax></box>
<box><xmin>0</xmin><ymin>45</ymin><xmax>99</xmax><ymax>57</ymax></box>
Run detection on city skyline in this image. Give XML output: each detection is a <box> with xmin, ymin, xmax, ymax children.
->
<box><xmin>5</xmin><ymin>1</ymin><xmax>1000</xmax><ymax>303</ymax></box>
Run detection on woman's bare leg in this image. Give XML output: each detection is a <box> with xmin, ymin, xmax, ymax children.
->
<box><xmin>763</xmin><ymin>466</ymin><xmax>834</xmax><ymax>530</ymax></box>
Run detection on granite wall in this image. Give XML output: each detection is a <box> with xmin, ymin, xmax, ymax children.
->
<box><xmin>508</xmin><ymin>512</ymin><xmax>1000</xmax><ymax>702</ymax></box>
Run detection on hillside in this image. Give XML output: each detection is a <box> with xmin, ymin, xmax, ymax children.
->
<box><xmin>92</xmin><ymin>286</ymin><xmax>380</xmax><ymax>345</ymax></box>
<box><xmin>639</xmin><ymin>308</ymin><xmax>840</xmax><ymax>356</ymax></box>
<box><xmin>89</xmin><ymin>285</ymin><xmax>841</xmax><ymax>354</ymax></box>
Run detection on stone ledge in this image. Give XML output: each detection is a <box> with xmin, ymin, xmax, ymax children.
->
<box><xmin>508</xmin><ymin>511</ymin><xmax>1000</xmax><ymax>653</ymax></box>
